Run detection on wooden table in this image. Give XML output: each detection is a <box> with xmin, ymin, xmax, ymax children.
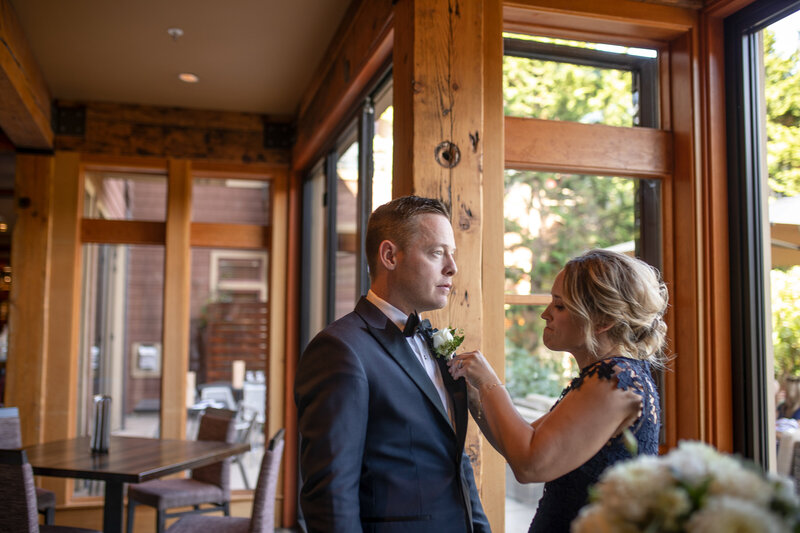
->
<box><xmin>24</xmin><ymin>435</ymin><xmax>250</xmax><ymax>533</ymax></box>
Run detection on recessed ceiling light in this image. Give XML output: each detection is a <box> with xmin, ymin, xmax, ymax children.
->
<box><xmin>178</xmin><ymin>73</ymin><xmax>199</xmax><ymax>83</ymax></box>
<box><xmin>167</xmin><ymin>27</ymin><xmax>184</xmax><ymax>41</ymax></box>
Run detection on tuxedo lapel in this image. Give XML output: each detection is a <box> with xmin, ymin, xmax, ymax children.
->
<box><xmin>435</xmin><ymin>355</ymin><xmax>468</xmax><ymax>452</ymax></box>
<box><xmin>355</xmin><ymin>299</ymin><xmax>451</xmax><ymax>427</ymax></box>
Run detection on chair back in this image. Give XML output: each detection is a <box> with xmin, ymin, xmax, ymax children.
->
<box><xmin>200</xmin><ymin>385</ymin><xmax>237</xmax><ymax>410</ymax></box>
<box><xmin>190</xmin><ymin>409</ymin><xmax>237</xmax><ymax>494</ymax></box>
<box><xmin>0</xmin><ymin>406</ymin><xmax>23</xmax><ymax>448</ymax></box>
<box><xmin>0</xmin><ymin>449</ymin><xmax>41</xmax><ymax>533</ymax></box>
<box><xmin>241</xmin><ymin>382</ymin><xmax>266</xmax><ymax>424</ymax></box>
<box><xmin>248</xmin><ymin>428</ymin><xmax>285</xmax><ymax>533</ymax></box>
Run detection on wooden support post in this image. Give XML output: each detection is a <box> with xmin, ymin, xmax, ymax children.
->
<box><xmin>44</xmin><ymin>152</ymin><xmax>82</xmax><ymax>443</ymax></box>
<box><xmin>393</xmin><ymin>0</ymin><xmax>504</xmax><ymax>529</ymax></box>
<box><xmin>161</xmin><ymin>159</ymin><xmax>192</xmax><ymax>439</ymax></box>
<box><xmin>41</xmin><ymin>152</ymin><xmax>82</xmax><ymax>502</ymax></box>
<box><xmin>7</xmin><ymin>154</ymin><xmax>53</xmax><ymax>443</ymax></box>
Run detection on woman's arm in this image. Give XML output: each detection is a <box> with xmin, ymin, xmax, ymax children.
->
<box><xmin>451</xmin><ymin>352</ymin><xmax>642</xmax><ymax>483</ymax></box>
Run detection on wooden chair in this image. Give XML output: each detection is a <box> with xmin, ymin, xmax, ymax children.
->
<box><xmin>0</xmin><ymin>449</ymin><xmax>101</xmax><ymax>533</ymax></box>
<box><xmin>167</xmin><ymin>428</ymin><xmax>285</xmax><ymax>533</ymax></box>
<box><xmin>126</xmin><ymin>408</ymin><xmax>238</xmax><ymax>533</ymax></box>
<box><xmin>0</xmin><ymin>407</ymin><xmax>58</xmax><ymax>524</ymax></box>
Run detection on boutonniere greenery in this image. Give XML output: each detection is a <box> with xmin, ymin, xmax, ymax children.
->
<box><xmin>431</xmin><ymin>327</ymin><xmax>465</xmax><ymax>359</ymax></box>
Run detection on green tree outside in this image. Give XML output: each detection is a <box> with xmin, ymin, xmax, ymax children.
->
<box><xmin>765</xmin><ymin>27</ymin><xmax>800</xmax><ymax>381</ymax></box>
<box><xmin>765</xmin><ymin>29</ymin><xmax>800</xmax><ymax>198</ymax></box>
<box><xmin>773</xmin><ymin>267</ymin><xmax>800</xmax><ymax>378</ymax></box>
<box><xmin>502</xmin><ymin>37</ymin><xmax>642</xmax><ymax>398</ymax></box>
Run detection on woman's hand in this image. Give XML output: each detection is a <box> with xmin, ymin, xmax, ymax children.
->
<box><xmin>448</xmin><ymin>350</ymin><xmax>501</xmax><ymax>391</ymax></box>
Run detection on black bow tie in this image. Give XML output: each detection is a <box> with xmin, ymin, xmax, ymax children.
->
<box><xmin>403</xmin><ymin>311</ymin><xmax>431</xmax><ymax>337</ymax></box>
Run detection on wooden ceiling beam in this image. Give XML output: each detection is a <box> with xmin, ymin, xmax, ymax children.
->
<box><xmin>0</xmin><ymin>0</ymin><xmax>53</xmax><ymax>149</ymax></box>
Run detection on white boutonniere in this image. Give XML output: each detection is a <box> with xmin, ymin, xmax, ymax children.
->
<box><xmin>431</xmin><ymin>327</ymin><xmax>465</xmax><ymax>359</ymax></box>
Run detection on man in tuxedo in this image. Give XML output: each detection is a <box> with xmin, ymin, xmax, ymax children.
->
<box><xmin>295</xmin><ymin>195</ymin><xmax>491</xmax><ymax>532</ymax></box>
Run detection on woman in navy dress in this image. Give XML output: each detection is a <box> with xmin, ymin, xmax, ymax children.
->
<box><xmin>450</xmin><ymin>249</ymin><xmax>669</xmax><ymax>533</ymax></box>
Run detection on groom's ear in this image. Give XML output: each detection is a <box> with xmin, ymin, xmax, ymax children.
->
<box><xmin>378</xmin><ymin>240</ymin><xmax>399</xmax><ymax>271</ymax></box>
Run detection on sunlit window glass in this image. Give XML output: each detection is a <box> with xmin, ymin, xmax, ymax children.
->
<box><xmin>83</xmin><ymin>172</ymin><xmax>167</xmax><ymax>221</ymax></box>
<box><xmin>335</xmin><ymin>138</ymin><xmax>359</xmax><ymax>320</ymax></box>
<box><xmin>192</xmin><ymin>178</ymin><xmax>270</xmax><ymax>225</ymax></box>
<box><xmin>372</xmin><ymin>82</ymin><xmax>393</xmax><ymax>211</ymax></box>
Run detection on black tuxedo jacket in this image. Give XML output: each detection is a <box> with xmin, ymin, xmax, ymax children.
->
<box><xmin>295</xmin><ymin>297</ymin><xmax>491</xmax><ymax>532</ymax></box>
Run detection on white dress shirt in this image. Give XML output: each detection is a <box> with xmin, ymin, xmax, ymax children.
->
<box><xmin>366</xmin><ymin>290</ymin><xmax>453</xmax><ymax>425</ymax></box>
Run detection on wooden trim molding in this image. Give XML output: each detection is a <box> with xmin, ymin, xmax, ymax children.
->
<box><xmin>81</xmin><ymin>219</ymin><xmax>166</xmax><ymax>245</ymax></box>
<box><xmin>281</xmin><ymin>170</ymin><xmax>302</xmax><ymax>527</ymax></box>
<box><xmin>504</xmin><ymin>117</ymin><xmax>673</xmax><ymax>178</ymax></box>
<box><xmin>664</xmin><ymin>31</ymin><xmax>702</xmax><ymax>445</ymax></box>
<box><xmin>696</xmin><ymin>8</ymin><xmax>735</xmax><ymax>453</ymax></box>
<box><xmin>81</xmin><ymin>220</ymin><xmax>271</xmax><ymax>249</ymax></box>
<box><xmin>80</xmin><ymin>155</ymin><xmax>168</xmax><ymax>174</ymax></box>
<box><xmin>190</xmin><ymin>223</ymin><xmax>269</xmax><ymax>249</ymax></box>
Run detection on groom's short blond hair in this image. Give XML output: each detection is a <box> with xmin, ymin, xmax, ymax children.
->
<box><xmin>366</xmin><ymin>195</ymin><xmax>450</xmax><ymax>280</ymax></box>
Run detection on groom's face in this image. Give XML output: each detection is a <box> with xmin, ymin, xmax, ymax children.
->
<box><xmin>391</xmin><ymin>213</ymin><xmax>457</xmax><ymax>314</ymax></box>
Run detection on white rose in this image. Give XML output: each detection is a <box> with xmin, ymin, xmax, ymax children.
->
<box><xmin>432</xmin><ymin>328</ymin><xmax>454</xmax><ymax>350</ymax></box>
<box><xmin>685</xmin><ymin>496</ymin><xmax>786</xmax><ymax>533</ymax></box>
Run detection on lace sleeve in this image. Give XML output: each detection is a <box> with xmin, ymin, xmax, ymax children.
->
<box><xmin>564</xmin><ymin>358</ymin><xmax>657</xmax><ymax>429</ymax></box>
<box><xmin>608</xmin><ymin>358</ymin><xmax>658</xmax><ymax>430</ymax></box>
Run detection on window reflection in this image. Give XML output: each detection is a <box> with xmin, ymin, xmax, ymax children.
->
<box><xmin>77</xmin><ymin>243</ymin><xmax>164</xmax><ymax>496</ymax></box>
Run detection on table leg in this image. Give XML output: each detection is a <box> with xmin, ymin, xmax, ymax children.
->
<box><xmin>103</xmin><ymin>479</ymin><xmax>125</xmax><ymax>533</ymax></box>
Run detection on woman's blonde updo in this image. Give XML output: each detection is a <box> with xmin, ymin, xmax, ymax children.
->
<box><xmin>561</xmin><ymin>249</ymin><xmax>669</xmax><ymax>367</ymax></box>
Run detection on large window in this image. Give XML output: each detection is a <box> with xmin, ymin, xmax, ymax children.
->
<box><xmin>726</xmin><ymin>0</ymin><xmax>800</xmax><ymax>467</ymax></box>
<box><xmin>189</xmin><ymin>175</ymin><xmax>272</xmax><ymax>491</ymax></box>
<box><xmin>502</xmin><ymin>35</ymin><xmax>661</xmax><ymax>529</ymax></box>
<box><xmin>301</xmin><ymin>73</ymin><xmax>393</xmax><ymax>345</ymax></box>
<box><xmin>77</xmin><ymin>163</ymin><xmax>275</xmax><ymax>496</ymax></box>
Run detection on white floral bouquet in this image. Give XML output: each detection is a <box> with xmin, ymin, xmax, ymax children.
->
<box><xmin>572</xmin><ymin>441</ymin><xmax>800</xmax><ymax>533</ymax></box>
<box><xmin>431</xmin><ymin>327</ymin><xmax>464</xmax><ymax>359</ymax></box>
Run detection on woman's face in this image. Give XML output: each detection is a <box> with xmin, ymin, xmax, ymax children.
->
<box><xmin>540</xmin><ymin>270</ymin><xmax>586</xmax><ymax>354</ymax></box>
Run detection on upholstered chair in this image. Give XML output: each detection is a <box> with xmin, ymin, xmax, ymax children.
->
<box><xmin>0</xmin><ymin>449</ymin><xmax>101</xmax><ymax>533</ymax></box>
<box><xmin>167</xmin><ymin>428</ymin><xmax>285</xmax><ymax>533</ymax></box>
<box><xmin>0</xmin><ymin>407</ymin><xmax>58</xmax><ymax>524</ymax></box>
<box><xmin>126</xmin><ymin>408</ymin><xmax>238</xmax><ymax>533</ymax></box>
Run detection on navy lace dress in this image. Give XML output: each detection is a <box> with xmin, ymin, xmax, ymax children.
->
<box><xmin>528</xmin><ymin>357</ymin><xmax>661</xmax><ymax>533</ymax></box>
